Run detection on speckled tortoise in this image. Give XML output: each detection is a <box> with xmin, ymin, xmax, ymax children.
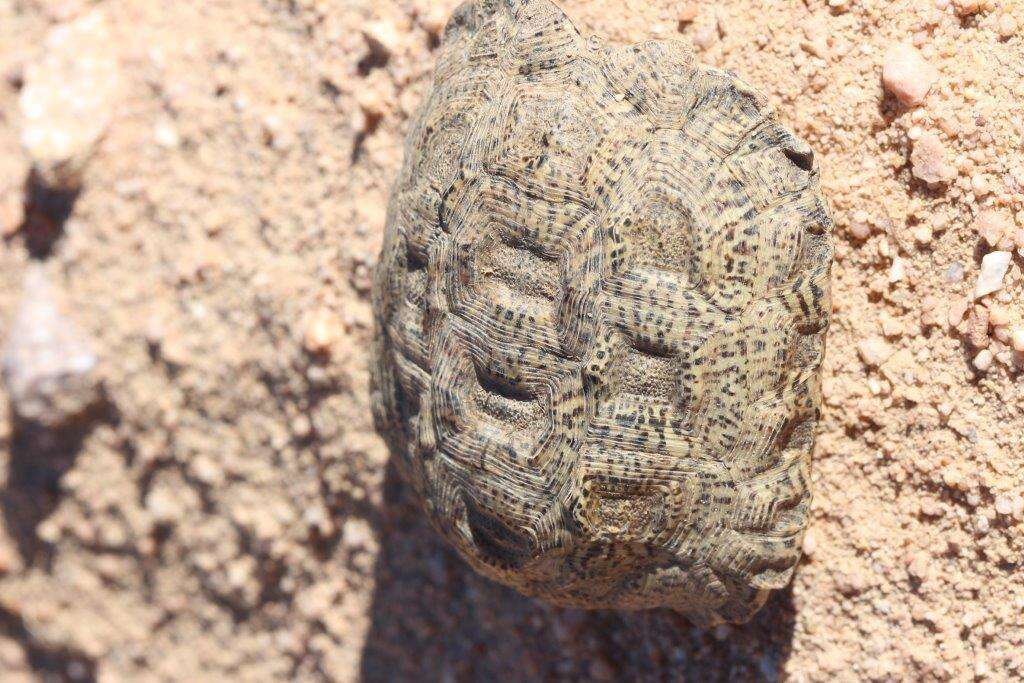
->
<box><xmin>371</xmin><ymin>0</ymin><xmax>833</xmax><ymax>625</ymax></box>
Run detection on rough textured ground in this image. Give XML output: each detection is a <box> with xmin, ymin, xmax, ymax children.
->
<box><xmin>0</xmin><ymin>0</ymin><xmax>1021</xmax><ymax>681</ymax></box>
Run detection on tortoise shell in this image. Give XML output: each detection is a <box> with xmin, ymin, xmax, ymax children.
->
<box><xmin>371</xmin><ymin>0</ymin><xmax>833</xmax><ymax>625</ymax></box>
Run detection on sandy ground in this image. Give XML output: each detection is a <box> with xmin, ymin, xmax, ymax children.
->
<box><xmin>0</xmin><ymin>0</ymin><xmax>1022</xmax><ymax>681</ymax></box>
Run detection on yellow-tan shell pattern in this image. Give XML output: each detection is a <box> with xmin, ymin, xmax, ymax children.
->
<box><xmin>371</xmin><ymin>0</ymin><xmax>833</xmax><ymax>626</ymax></box>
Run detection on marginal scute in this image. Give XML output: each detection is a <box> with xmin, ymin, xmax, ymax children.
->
<box><xmin>372</xmin><ymin>0</ymin><xmax>833</xmax><ymax>626</ymax></box>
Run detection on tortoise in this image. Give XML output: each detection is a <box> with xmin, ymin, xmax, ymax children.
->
<box><xmin>371</xmin><ymin>0</ymin><xmax>833</xmax><ymax>625</ymax></box>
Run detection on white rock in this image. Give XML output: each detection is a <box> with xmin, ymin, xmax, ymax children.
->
<box><xmin>153</xmin><ymin>121</ymin><xmax>181</xmax><ymax>149</ymax></box>
<box><xmin>994</xmin><ymin>495</ymin><xmax>1014</xmax><ymax>516</ymax></box>
<box><xmin>972</xmin><ymin>349</ymin><xmax>993</xmax><ymax>372</ymax></box>
<box><xmin>882</xmin><ymin>43</ymin><xmax>936</xmax><ymax>107</ymax></box>
<box><xmin>858</xmin><ymin>337</ymin><xmax>894</xmax><ymax>367</ymax></box>
<box><xmin>1</xmin><ymin>266</ymin><xmax>100</xmax><ymax>426</ymax></box>
<box><xmin>889</xmin><ymin>256</ymin><xmax>907</xmax><ymax>283</ymax></box>
<box><xmin>974</xmin><ymin>251</ymin><xmax>1011</xmax><ymax>299</ymax></box>
<box><xmin>18</xmin><ymin>11</ymin><xmax>122</xmax><ymax>188</ymax></box>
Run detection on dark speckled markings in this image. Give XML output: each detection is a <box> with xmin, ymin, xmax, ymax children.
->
<box><xmin>371</xmin><ymin>0</ymin><xmax>833</xmax><ymax>626</ymax></box>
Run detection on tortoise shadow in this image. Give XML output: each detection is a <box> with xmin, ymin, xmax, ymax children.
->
<box><xmin>358</xmin><ymin>460</ymin><xmax>798</xmax><ymax>682</ymax></box>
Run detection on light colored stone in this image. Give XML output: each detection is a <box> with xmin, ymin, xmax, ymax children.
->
<box><xmin>997</xmin><ymin>14</ymin><xmax>1019</xmax><ymax>39</ymax></box>
<box><xmin>974</xmin><ymin>251</ymin><xmax>1011</xmax><ymax>299</ymax></box>
<box><xmin>947</xmin><ymin>298</ymin><xmax>969</xmax><ymax>327</ymax></box>
<box><xmin>18</xmin><ymin>10</ymin><xmax>122</xmax><ymax>188</ymax></box>
<box><xmin>858</xmin><ymin>337</ymin><xmax>894</xmax><ymax>367</ymax></box>
<box><xmin>987</xmin><ymin>304</ymin><xmax>1010</xmax><ymax>327</ymax></box>
<box><xmin>1</xmin><ymin>266</ymin><xmax>100</xmax><ymax>426</ymax></box>
<box><xmin>882</xmin><ymin>43</ymin><xmax>936</xmax><ymax>106</ymax></box>
<box><xmin>973</xmin><ymin>209</ymin><xmax>1011</xmax><ymax>248</ymax></box>
<box><xmin>692</xmin><ymin>18</ymin><xmax>719</xmax><ymax>49</ymax></box>
<box><xmin>302</xmin><ymin>307</ymin><xmax>344</xmax><ymax>355</ymax></box>
<box><xmin>889</xmin><ymin>256</ymin><xmax>907</xmax><ymax>283</ymax></box>
<box><xmin>911</xmin><ymin>133</ymin><xmax>956</xmax><ymax>184</ymax></box>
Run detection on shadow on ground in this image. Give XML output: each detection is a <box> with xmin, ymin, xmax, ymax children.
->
<box><xmin>359</xmin><ymin>461</ymin><xmax>798</xmax><ymax>682</ymax></box>
<box><xmin>0</xmin><ymin>410</ymin><xmax>106</xmax><ymax>564</ymax></box>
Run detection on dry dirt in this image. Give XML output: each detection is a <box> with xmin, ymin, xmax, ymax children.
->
<box><xmin>0</xmin><ymin>0</ymin><xmax>1022</xmax><ymax>681</ymax></box>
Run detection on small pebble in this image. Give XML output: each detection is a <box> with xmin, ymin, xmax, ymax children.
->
<box><xmin>848</xmin><ymin>214</ymin><xmax>873</xmax><ymax>239</ymax></box>
<box><xmin>19</xmin><ymin>10</ymin><xmax>122</xmax><ymax>189</ymax></box>
<box><xmin>974</xmin><ymin>251</ymin><xmax>1011</xmax><ymax>298</ymax></box>
<box><xmin>1012</xmin><ymin>328</ymin><xmax>1024</xmax><ymax>353</ymax></box>
<box><xmin>905</xmin><ymin>552</ymin><xmax>930</xmax><ymax>580</ymax></box>
<box><xmin>302</xmin><ymin>307</ymin><xmax>344</xmax><ymax>355</ymax></box>
<box><xmin>889</xmin><ymin>257</ymin><xmax>907</xmax><ymax>283</ymax></box>
<box><xmin>920</xmin><ymin>495</ymin><xmax>943</xmax><ymax>516</ymax></box>
<box><xmin>802</xmin><ymin>531</ymin><xmax>817</xmax><ymax>556</ymax></box>
<box><xmin>1</xmin><ymin>266</ymin><xmax>100</xmax><ymax>426</ymax></box>
<box><xmin>971</xmin><ymin>173</ymin><xmax>990</xmax><ymax>197</ymax></box>
<box><xmin>153</xmin><ymin>121</ymin><xmax>180</xmax><ymax>149</ymax></box>
<box><xmin>882</xmin><ymin>43</ymin><xmax>936</xmax><ymax>106</ymax></box>
<box><xmin>947</xmin><ymin>298</ymin><xmax>969</xmax><ymax>327</ymax></box>
<box><xmin>858</xmin><ymin>337</ymin><xmax>894</xmax><ymax>367</ymax></box>
<box><xmin>944</xmin><ymin>262</ymin><xmax>965</xmax><ymax>283</ymax></box>
<box><xmin>692</xmin><ymin>20</ymin><xmax>718</xmax><ymax>50</ymax></box>
<box><xmin>998</xmin><ymin>14</ymin><xmax>1019</xmax><ymax>39</ymax></box>
<box><xmin>973</xmin><ymin>209</ymin><xmax>1011</xmax><ymax>248</ymax></box>
<box><xmin>973</xmin><ymin>348</ymin><xmax>993</xmax><ymax>371</ymax></box>
<box><xmin>994</xmin><ymin>495</ymin><xmax>1014</xmax><ymax>516</ymax></box>
<box><xmin>912</xmin><ymin>225</ymin><xmax>932</xmax><ymax>244</ymax></box>
<box><xmin>987</xmin><ymin>304</ymin><xmax>1010</xmax><ymax>327</ymax></box>
<box><xmin>911</xmin><ymin>133</ymin><xmax>956</xmax><ymax>184</ymax></box>
<box><xmin>880</xmin><ymin>314</ymin><xmax>904</xmax><ymax>337</ymax></box>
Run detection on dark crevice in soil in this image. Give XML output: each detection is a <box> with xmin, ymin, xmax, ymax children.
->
<box><xmin>19</xmin><ymin>169</ymin><xmax>81</xmax><ymax>259</ymax></box>
<box><xmin>356</xmin><ymin>36</ymin><xmax>390</xmax><ymax>77</ymax></box>
<box><xmin>0</xmin><ymin>605</ymin><xmax>97</xmax><ymax>682</ymax></box>
<box><xmin>1</xmin><ymin>399</ymin><xmax>116</xmax><ymax>566</ymax></box>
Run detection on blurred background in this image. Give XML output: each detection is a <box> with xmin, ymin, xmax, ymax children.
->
<box><xmin>0</xmin><ymin>0</ymin><xmax>1022</xmax><ymax>681</ymax></box>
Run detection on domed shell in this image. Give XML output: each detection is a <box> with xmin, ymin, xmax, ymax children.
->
<box><xmin>372</xmin><ymin>0</ymin><xmax>833</xmax><ymax>625</ymax></box>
